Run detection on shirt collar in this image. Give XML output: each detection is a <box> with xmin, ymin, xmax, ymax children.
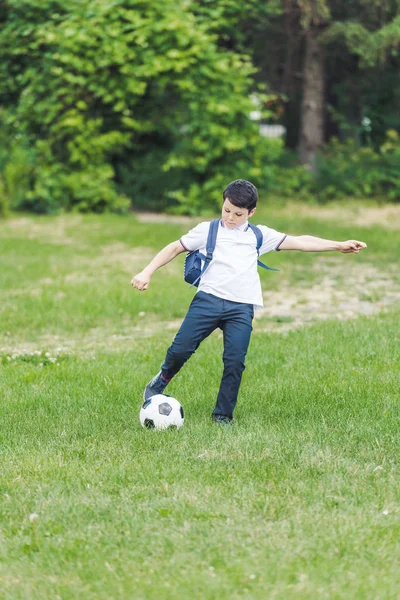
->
<box><xmin>220</xmin><ymin>219</ymin><xmax>249</xmax><ymax>232</ymax></box>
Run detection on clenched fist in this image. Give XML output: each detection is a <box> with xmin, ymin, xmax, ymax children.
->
<box><xmin>131</xmin><ymin>271</ymin><xmax>151</xmax><ymax>291</ymax></box>
<box><xmin>338</xmin><ymin>240</ymin><xmax>367</xmax><ymax>254</ymax></box>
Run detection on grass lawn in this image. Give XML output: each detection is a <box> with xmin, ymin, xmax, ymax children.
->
<box><xmin>0</xmin><ymin>202</ymin><xmax>399</xmax><ymax>599</ymax></box>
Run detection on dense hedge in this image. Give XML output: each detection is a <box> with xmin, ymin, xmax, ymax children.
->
<box><xmin>0</xmin><ymin>0</ymin><xmax>278</xmax><ymax>215</ymax></box>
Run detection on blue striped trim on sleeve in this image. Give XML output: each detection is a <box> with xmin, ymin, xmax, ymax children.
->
<box><xmin>180</xmin><ymin>238</ymin><xmax>191</xmax><ymax>252</ymax></box>
<box><xmin>275</xmin><ymin>234</ymin><xmax>287</xmax><ymax>251</ymax></box>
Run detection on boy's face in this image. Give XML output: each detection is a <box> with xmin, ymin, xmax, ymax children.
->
<box><xmin>222</xmin><ymin>198</ymin><xmax>256</xmax><ymax>229</ymax></box>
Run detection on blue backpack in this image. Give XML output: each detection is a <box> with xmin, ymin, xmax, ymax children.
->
<box><xmin>183</xmin><ymin>219</ymin><xmax>278</xmax><ymax>288</ymax></box>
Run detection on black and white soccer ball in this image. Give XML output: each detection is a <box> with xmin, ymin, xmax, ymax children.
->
<box><xmin>140</xmin><ymin>394</ymin><xmax>184</xmax><ymax>430</ymax></box>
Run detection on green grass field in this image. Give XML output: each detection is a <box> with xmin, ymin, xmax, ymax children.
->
<box><xmin>1</xmin><ymin>203</ymin><xmax>399</xmax><ymax>599</ymax></box>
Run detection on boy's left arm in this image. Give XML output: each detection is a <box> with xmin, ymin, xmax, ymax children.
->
<box><xmin>278</xmin><ymin>235</ymin><xmax>367</xmax><ymax>253</ymax></box>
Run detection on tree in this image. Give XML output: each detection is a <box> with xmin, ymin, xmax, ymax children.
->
<box><xmin>295</xmin><ymin>1</ymin><xmax>330</xmax><ymax>170</ymax></box>
<box><xmin>325</xmin><ymin>1</ymin><xmax>400</xmax><ymax>144</ymax></box>
<box><xmin>191</xmin><ymin>0</ymin><xmax>330</xmax><ymax>170</ymax></box>
<box><xmin>193</xmin><ymin>0</ymin><xmax>400</xmax><ymax>168</ymax></box>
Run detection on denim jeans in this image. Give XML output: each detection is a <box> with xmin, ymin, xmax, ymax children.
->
<box><xmin>161</xmin><ymin>291</ymin><xmax>254</xmax><ymax>419</ymax></box>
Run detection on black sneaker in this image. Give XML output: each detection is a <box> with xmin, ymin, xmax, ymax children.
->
<box><xmin>212</xmin><ymin>415</ymin><xmax>233</xmax><ymax>426</ymax></box>
<box><xmin>143</xmin><ymin>371</ymin><xmax>169</xmax><ymax>402</ymax></box>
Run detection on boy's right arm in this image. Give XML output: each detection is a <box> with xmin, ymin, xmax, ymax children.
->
<box><xmin>131</xmin><ymin>240</ymin><xmax>187</xmax><ymax>291</ymax></box>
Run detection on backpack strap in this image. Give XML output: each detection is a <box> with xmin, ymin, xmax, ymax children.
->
<box><xmin>247</xmin><ymin>223</ymin><xmax>279</xmax><ymax>272</ymax></box>
<box><xmin>189</xmin><ymin>219</ymin><xmax>220</xmax><ymax>287</ymax></box>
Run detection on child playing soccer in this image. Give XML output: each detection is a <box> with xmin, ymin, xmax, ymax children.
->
<box><xmin>132</xmin><ymin>180</ymin><xmax>367</xmax><ymax>424</ymax></box>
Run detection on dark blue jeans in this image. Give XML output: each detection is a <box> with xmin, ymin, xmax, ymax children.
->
<box><xmin>161</xmin><ymin>291</ymin><xmax>254</xmax><ymax>419</ymax></box>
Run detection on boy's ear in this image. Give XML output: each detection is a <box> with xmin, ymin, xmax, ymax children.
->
<box><xmin>248</xmin><ymin>207</ymin><xmax>256</xmax><ymax>218</ymax></box>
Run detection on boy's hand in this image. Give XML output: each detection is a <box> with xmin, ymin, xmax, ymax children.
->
<box><xmin>131</xmin><ymin>270</ymin><xmax>151</xmax><ymax>291</ymax></box>
<box><xmin>338</xmin><ymin>240</ymin><xmax>367</xmax><ymax>254</ymax></box>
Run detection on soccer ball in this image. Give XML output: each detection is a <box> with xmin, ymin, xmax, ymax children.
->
<box><xmin>139</xmin><ymin>394</ymin><xmax>184</xmax><ymax>430</ymax></box>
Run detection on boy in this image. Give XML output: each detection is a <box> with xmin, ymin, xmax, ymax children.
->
<box><xmin>132</xmin><ymin>180</ymin><xmax>367</xmax><ymax>425</ymax></box>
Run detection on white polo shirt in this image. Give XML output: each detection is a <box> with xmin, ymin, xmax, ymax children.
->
<box><xmin>180</xmin><ymin>220</ymin><xmax>286</xmax><ymax>310</ymax></box>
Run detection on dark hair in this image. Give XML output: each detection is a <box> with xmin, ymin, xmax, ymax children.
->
<box><xmin>223</xmin><ymin>179</ymin><xmax>258</xmax><ymax>211</ymax></box>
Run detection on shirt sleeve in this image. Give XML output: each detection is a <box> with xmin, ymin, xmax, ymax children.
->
<box><xmin>180</xmin><ymin>221</ymin><xmax>210</xmax><ymax>252</ymax></box>
<box><xmin>256</xmin><ymin>224</ymin><xmax>287</xmax><ymax>255</ymax></box>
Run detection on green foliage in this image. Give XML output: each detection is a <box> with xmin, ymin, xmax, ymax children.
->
<box><xmin>326</xmin><ymin>14</ymin><xmax>400</xmax><ymax>68</ymax></box>
<box><xmin>116</xmin><ymin>146</ymin><xmax>194</xmax><ymax>212</ymax></box>
<box><xmin>266</xmin><ymin>148</ymin><xmax>314</xmax><ymax>199</ymax></box>
<box><xmin>1</xmin><ymin>0</ymin><xmax>399</xmax><ymax>214</ymax></box>
<box><xmin>0</xmin><ymin>176</ymin><xmax>9</xmax><ymax>217</ymax></box>
<box><xmin>0</xmin><ymin>0</ymin><xmax>278</xmax><ymax>214</ymax></box>
<box><xmin>163</xmin><ymin>134</ymin><xmax>286</xmax><ymax>214</ymax></box>
<box><xmin>191</xmin><ymin>0</ymin><xmax>283</xmax><ymax>46</ymax></box>
<box><xmin>3</xmin><ymin>138</ymin><xmax>36</xmax><ymax>211</ymax></box>
<box><xmin>260</xmin><ymin>130</ymin><xmax>400</xmax><ymax>203</ymax></box>
<box><xmin>0</xmin><ymin>110</ymin><xmax>37</xmax><ymax>211</ymax></box>
<box><xmin>323</xmin><ymin>3</ymin><xmax>400</xmax><ymax>145</ymax></box>
<box><xmin>380</xmin><ymin>129</ymin><xmax>400</xmax><ymax>199</ymax></box>
<box><xmin>269</xmin><ymin>164</ymin><xmax>313</xmax><ymax>199</ymax></box>
<box><xmin>314</xmin><ymin>130</ymin><xmax>400</xmax><ymax>201</ymax></box>
<box><xmin>297</xmin><ymin>0</ymin><xmax>330</xmax><ymax>28</ymax></box>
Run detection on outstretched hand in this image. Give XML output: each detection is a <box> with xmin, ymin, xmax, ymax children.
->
<box><xmin>338</xmin><ymin>240</ymin><xmax>367</xmax><ymax>254</ymax></box>
<box><xmin>131</xmin><ymin>271</ymin><xmax>151</xmax><ymax>291</ymax></box>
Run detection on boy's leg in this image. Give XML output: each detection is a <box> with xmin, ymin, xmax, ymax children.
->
<box><xmin>144</xmin><ymin>292</ymin><xmax>221</xmax><ymax>399</ymax></box>
<box><xmin>212</xmin><ymin>301</ymin><xmax>254</xmax><ymax>420</ymax></box>
<box><xmin>161</xmin><ymin>292</ymin><xmax>221</xmax><ymax>379</ymax></box>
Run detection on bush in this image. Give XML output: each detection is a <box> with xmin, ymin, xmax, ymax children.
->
<box><xmin>380</xmin><ymin>129</ymin><xmax>400</xmax><ymax>200</ymax></box>
<box><xmin>162</xmin><ymin>136</ymin><xmax>289</xmax><ymax>214</ymax></box>
<box><xmin>0</xmin><ymin>110</ymin><xmax>33</xmax><ymax>211</ymax></box>
<box><xmin>266</xmin><ymin>131</ymin><xmax>400</xmax><ymax>204</ymax></box>
<box><xmin>0</xmin><ymin>0</ymin><xmax>279</xmax><ymax>215</ymax></box>
<box><xmin>115</xmin><ymin>145</ymin><xmax>193</xmax><ymax>213</ymax></box>
<box><xmin>0</xmin><ymin>176</ymin><xmax>9</xmax><ymax>217</ymax></box>
<box><xmin>266</xmin><ymin>148</ymin><xmax>314</xmax><ymax>199</ymax></box>
<box><xmin>313</xmin><ymin>131</ymin><xmax>400</xmax><ymax>201</ymax></box>
<box><xmin>3</xmin><ymin>140</ymin><xmax>35</xmax><ymax>210</ymax></box>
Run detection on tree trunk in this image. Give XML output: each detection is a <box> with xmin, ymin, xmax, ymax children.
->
<box><xmin>299</xmin><ymin>27</ymin><xmax>325</xmax><ymax>171</ymax></box>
